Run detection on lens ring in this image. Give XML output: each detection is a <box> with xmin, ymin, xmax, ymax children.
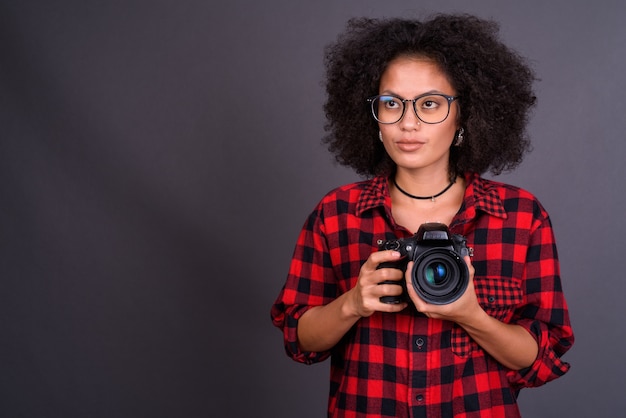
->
<box><xmin>411</xmin><ymin>248</ymin><xmax>469</xmax><ymax>304</ymax></box>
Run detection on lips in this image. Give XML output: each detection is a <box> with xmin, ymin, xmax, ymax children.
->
<box><xmin>395</xmin><ymin>140</ymin><xmax>425</xmax><ymax>152</ymax></box>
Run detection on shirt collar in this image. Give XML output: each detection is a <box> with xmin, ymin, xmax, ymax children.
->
<box><xmin>462</xmin><ymin>172</ymin><xmax>508</xmax><ymax>219</ymax></box>
<box><xmin>355</xmin><ymin>173</ymin><xmax>507</xmax><ymax>219</ymax></box>
<box><xmin>356</xmin><ymin>176</ymin><xmax>390</xmax><ymax>216</ymax></box>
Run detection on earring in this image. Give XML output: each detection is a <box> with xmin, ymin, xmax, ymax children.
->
<box><xmin>378</xmin><ymin>131</ymin><xmax>383</xmax><ymax>142</ymax></box>
<box><xmin>454</xmin><ymin>128</ymin><xmax>464</xmax><ymax>146</ymax></box>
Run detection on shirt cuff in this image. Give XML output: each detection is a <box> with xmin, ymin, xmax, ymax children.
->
<box><xmin>274</xmin><ymin>304</ymin><xmax>332</xmax><ymax>365</ymax></box>
<box><xmin>507</xmin><ymin>319</ymin><xmax>571</xmax><ymax>389</ymax></box>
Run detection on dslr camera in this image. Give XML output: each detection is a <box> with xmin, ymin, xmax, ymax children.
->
<box><xmin>377</xmin><ymin>222</ymin><xmax>470</xmax><ymax>305</ymax></box>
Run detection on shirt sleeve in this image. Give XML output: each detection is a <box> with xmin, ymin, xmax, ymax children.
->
<box><xmin>270</xmin><ymin>203</ymin><xmax>338</xmax><ymax>365</ymax></box>
<box><xmin>506</xmin><ymin>212</ymin><xmax>574</xmax><ymax>389</ymax></box>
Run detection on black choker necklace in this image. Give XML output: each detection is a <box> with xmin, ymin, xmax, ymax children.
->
<box><xmin>393</xmin><ymin>178</ymin><xmax>456</xmax><ymax>202</ymax></box>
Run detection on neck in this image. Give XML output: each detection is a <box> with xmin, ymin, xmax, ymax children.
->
<box><xmin>393</xmin><ymin>169</ymin><xmax>454</xmax><ymax>199</ymax></box>
<box><xmin>393</xmin><ymin>177</ymin><xmax>455</xmax><ymax>202</ymax></box>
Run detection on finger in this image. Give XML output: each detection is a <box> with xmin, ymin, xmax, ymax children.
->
<box><xmin>403</xmin><ymin>262</ymin><xmax>422</xmax><ymax>304</ymax></box>
<box><xmin>403</xmin><ymin>262</ymin><xmax>435</xmax><ymax>313</ymax></box>
<box><xmin>364</xmin><ymin>249</ymin><xmax>403</xmax><ymax>271</ymax></box>
<box><xmin>377</xmin><ymin>301</ymin><xmax>409</xmax><ymax>312</ymax></box>
<box><xmin>377</xmin><ymin>281</ymin><xmax>405</xmax><ymax>296</ymax></box>
<box><xmin>376</xmin><ymin>265</ymin><xmax>404</xmax><ymax>282</ymax></box>
<box><xmin>463</xmin><ymin>255</ymin><xmax>475</xmax><ymax>277</ymax></box>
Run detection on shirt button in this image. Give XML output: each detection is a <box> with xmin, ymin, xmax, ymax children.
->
<box><xmin>415</xmin><ymin>337</ymin><xmax>425</xmax><ymax>348</ymax></box>
<box><xmin>416</xmin><ymin>394</ymin><xmax>424</xmax><ymax>402</ymax></box>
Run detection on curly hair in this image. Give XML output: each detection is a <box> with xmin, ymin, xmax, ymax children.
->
<box><xmin>322</xmin><ymin>14</ymin><xmax>536</xmax><ymax>177</ymax></box>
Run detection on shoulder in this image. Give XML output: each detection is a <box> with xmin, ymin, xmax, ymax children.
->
<box><xmin>317</xmin><ymin>177</ymin><xmax>382</xmax><ymax>207</ymax></box>
<box><xmin>474</xmin><ymin>176</ymin><xmax>550</xmax><ymax>220</ymax></box>
<box><xmin>478</xmin><ymin>176</ymin><xmax>536</xmax><ymax>199</ymax></box>
<box><xmin>321</xmin><ymin>178</ymin><xmax>376</xmax><ymax>198</ymax></box>
<box><xmin>302</xmin><ymin>177</ymin><xmax>387</xmax><ymax>224</ymax></box>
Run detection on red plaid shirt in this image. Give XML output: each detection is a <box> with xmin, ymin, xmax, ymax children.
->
<box><xmin>271</xmin><ymin>173</ymin><xmax>574</xmax><ymax>417</ymax></box>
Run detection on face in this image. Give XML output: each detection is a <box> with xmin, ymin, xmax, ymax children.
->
<box><xmin>377</xmin><ymin>56</ymin><xmax>459</xmax><ymax>175</ymax></box>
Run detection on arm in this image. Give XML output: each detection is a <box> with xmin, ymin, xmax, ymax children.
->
<box><xmin>507</xmin><ymin>215</ymin><xmax>574</xmax><ymax>387</ymax></box>
<box><xmin>405</xmin><ymin>258</ymin><xmax>538</xmax><ymax>370</ymax></box>
<box><xmin>271</xmin><ymin>194</ymin><xmax>411</xmax><ymax>361</ymax></box>
<box><xmin>450</xmin><ymin>293</ymin><xmax>538</xmax><ymax>370</ymax></box>
<box><xmin>298</xmin><ymin>250</ymin><xmax>408</xmax><ymax>352</ymax></box>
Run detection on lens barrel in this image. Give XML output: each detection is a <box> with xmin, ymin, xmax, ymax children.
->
<box><xmin>410</xmin><ymin>248</ymin><xmax>469</xmax><ymax>304</ymax></box>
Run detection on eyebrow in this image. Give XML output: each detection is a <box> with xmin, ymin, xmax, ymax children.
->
<box><xmin>379</xmin><ymin>90</ymin><xmax>450</xmax><ymax>99</ymax></box>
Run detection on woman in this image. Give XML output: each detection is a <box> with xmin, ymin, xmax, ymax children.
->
<box><xmin>271</xmin><ymin>14</ymin><xmax>574</xmax><ymax>417</ymax></box>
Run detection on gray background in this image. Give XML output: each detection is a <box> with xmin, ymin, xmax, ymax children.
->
<box><xmin>1</xmin><ymin>0</ymin><xmax>624</xmax><ymax>417</ymax></box>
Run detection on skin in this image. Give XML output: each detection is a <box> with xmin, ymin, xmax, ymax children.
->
<box><xmin>297</xmin><ymin>56</ymin><xmax>538</xmax><ymax>371</ymax></box>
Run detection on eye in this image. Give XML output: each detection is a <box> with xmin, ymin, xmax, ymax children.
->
<box><xmin>418</xmin><ymin>96</ymin><xmax>443</xmax><ymax>111</ymax></box>
<box><xmin>380</xmin><ymin>96</ymin><xmax>401</xmax><ymax>110</ymax></box>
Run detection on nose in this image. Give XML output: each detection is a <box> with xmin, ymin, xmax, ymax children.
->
<box><xmin>399</xmin><ymin>103</ymin><xmax>421</xmax><ymax>129</ymax></box>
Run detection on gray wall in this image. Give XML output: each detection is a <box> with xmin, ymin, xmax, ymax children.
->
<box><xmin>1</xmin><ymin>0</ymin><xmax>624</xmax><ymax>416</ymax></box>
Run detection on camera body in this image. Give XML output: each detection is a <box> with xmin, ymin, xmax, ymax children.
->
<box><xmin>377</xmin><ymin>222</ymin><xmax>470</xmax><ymax>305</ymax></box>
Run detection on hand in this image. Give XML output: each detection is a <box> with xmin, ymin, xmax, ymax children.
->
<box><xmin>347</xmin><ymin>250</ymin><xmax>409</xmax><ymax>317</ymax></box>
<box><xmin>405</xmin><ymin>256</ymin><xmax>485</xmax><ymax>325</ymax></box>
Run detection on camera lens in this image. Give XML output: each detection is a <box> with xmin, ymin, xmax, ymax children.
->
<box><xmin>424</xmin><ymin>261</ymin><xmax>448</xmax><ymax>285</ymax></box>
<box><xmin>411</xmin><ymin>249</ymin><xmax>469</xmax><ymax>305</ymax></box>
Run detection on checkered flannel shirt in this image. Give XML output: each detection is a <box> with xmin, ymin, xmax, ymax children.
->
<box><xmin>271</xmin><ymin>173</ymin><xmax>574</xmax><ymax>417</ymax></box>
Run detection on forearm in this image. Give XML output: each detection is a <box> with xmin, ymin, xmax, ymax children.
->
<box><xmin>297</xmin><ymin>290</ymin><xmax>361</xmax><ymax>352</ymax></box>
<box><xmin>458</xmin><ymin>310</ymin><xmax>538</xmax><ymax>370</ymax></box>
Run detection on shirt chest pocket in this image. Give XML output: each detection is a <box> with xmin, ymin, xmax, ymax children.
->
<box><xmin>451</xmin><ymin>276</ymin><xmax>524</xmax><ymax>357</ymax></box>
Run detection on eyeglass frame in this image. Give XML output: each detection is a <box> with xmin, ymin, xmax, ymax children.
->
<box><xmin>366</xmin><ymin>93</ymin><xmax>459</xmax><ymax>125</ymax></box>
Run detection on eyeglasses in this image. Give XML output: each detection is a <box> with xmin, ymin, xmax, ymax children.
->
<box><xmin>367</xmin><ymin>93</ymin><xmax>459</xmax><ymax>124</ymax></box>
